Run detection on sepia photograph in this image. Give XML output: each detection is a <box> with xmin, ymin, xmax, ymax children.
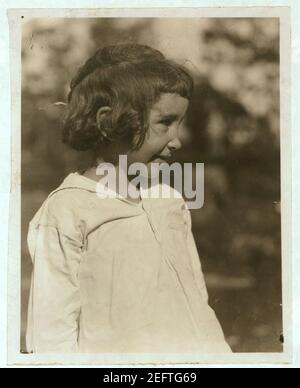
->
<box><xmin>5</xmin><ymin>6</ymin><xmax>293</xmax><ymax>365</ymax></box>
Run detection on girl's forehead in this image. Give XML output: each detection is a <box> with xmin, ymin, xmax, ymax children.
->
<box><xmin>151</xmin><ymin>93</ymin><xmax>189</xmax><ymax>116</ymax></box>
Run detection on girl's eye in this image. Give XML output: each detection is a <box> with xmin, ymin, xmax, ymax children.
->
<box><xmin>159</xmin><ymin>119</ymin><xmax>173</xmax><ymax>126</ymax></box>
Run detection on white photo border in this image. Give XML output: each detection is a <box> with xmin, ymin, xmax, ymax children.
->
<box><xmin>0</xmin><ymin>2</ymin><xmax>296</xmax><ymax>367</ymax></box>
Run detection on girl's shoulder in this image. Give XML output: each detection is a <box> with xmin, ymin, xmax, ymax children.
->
<box><xmin>29</xmin><ymin>174</ymin><xmax>98</xmax><ymax>239</ymax></box>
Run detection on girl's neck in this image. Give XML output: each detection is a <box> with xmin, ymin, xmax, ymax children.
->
<box><xmin>81</xmin><ymin>162</ymin><xmax>142</xmax><ymax>204</ymax></box>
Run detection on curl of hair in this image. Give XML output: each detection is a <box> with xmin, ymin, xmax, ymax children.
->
<box><xmin>62</xmin><ymin>44</ymin><xmax>194</xmax><ymax>152</ymax></box>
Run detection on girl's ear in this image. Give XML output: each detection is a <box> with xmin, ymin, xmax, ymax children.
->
<box><xmin>96</xmin><ymin>106</ymin><xmax>112</xmax><ymax>137</ymax></box>
<box><xmin>96</xmin><ymin>106</ymin><xmax>111</xmax><ymax>127</ymax></box>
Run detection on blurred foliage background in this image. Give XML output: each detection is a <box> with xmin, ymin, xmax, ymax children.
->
<box><xmin>21</xmin><ymin>17</ymin><xmax>282</xmax><ymax>353</ymax></box>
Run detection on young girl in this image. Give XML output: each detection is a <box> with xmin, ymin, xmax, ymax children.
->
<box><xmin>26</xmin><ymin>44</ymin><xmax>231</xmax><ymax>353</ymax></box>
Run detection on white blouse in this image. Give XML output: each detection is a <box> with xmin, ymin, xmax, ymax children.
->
<box><xmin>26</xmin><ymin>172</ymin><xmax>231</xmax><ymax>353</ymax></box>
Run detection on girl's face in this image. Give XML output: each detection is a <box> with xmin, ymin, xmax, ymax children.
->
<box><xmin>128</xmin><ymin>93</ymin><xmax>189</xmax><ymax>170</ymax></box>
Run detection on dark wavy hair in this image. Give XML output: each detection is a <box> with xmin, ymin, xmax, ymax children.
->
<box><xmin>62</xmin><ymin>44</ymin><xmax>194</xmax><ymax>156</ymax></box>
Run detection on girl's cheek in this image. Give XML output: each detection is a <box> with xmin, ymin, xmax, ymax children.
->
<box><xmin>149</xmin><ymin>123</ymin><xmax>169</xmax><ymax>136</ymax></box>
<box><xmin>149</xmin><ymin>128</ymin><xmax>170</xmax><ymax>147</ymax></box>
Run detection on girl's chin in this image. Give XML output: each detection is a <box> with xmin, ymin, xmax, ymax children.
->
<box><xmin>148</xmin><ymin>158</ymin><xmax>171</xmax><ymax>170</ymax></box>
<box><xmin>144</xmin><ymin>159</ymin><xmax>170</xmax><ymax>179</ymax></box>
<box><xmin>128</xmin><ymin>160</ymin><xmax>166</xmax><ymax>180</ymax></box>
<box><xmin>126</xmin><ymin>157</ymin><xmax>170</xmax><ymax>179</ymax></box>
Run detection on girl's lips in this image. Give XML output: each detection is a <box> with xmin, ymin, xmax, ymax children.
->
<box><xmin>150</xmin><ymin>154</ymin><xmax>172</xmax><ymax>163</ymax></box>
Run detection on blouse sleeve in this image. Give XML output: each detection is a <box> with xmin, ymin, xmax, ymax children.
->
<box><xmin>185</xmin><ymin>209</ymin><xmax>209</xmax><ymax>303</ymax></box>
<box><xmin>26</xmin><ymin>220</ymin><xmax>83</xmax><ymax>353</ymax></box>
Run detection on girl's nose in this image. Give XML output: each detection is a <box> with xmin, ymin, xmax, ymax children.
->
<box><xmin>167</xmin><ymin>136</ymin><xmax>182</xmax><ymax>152</ymax></box>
